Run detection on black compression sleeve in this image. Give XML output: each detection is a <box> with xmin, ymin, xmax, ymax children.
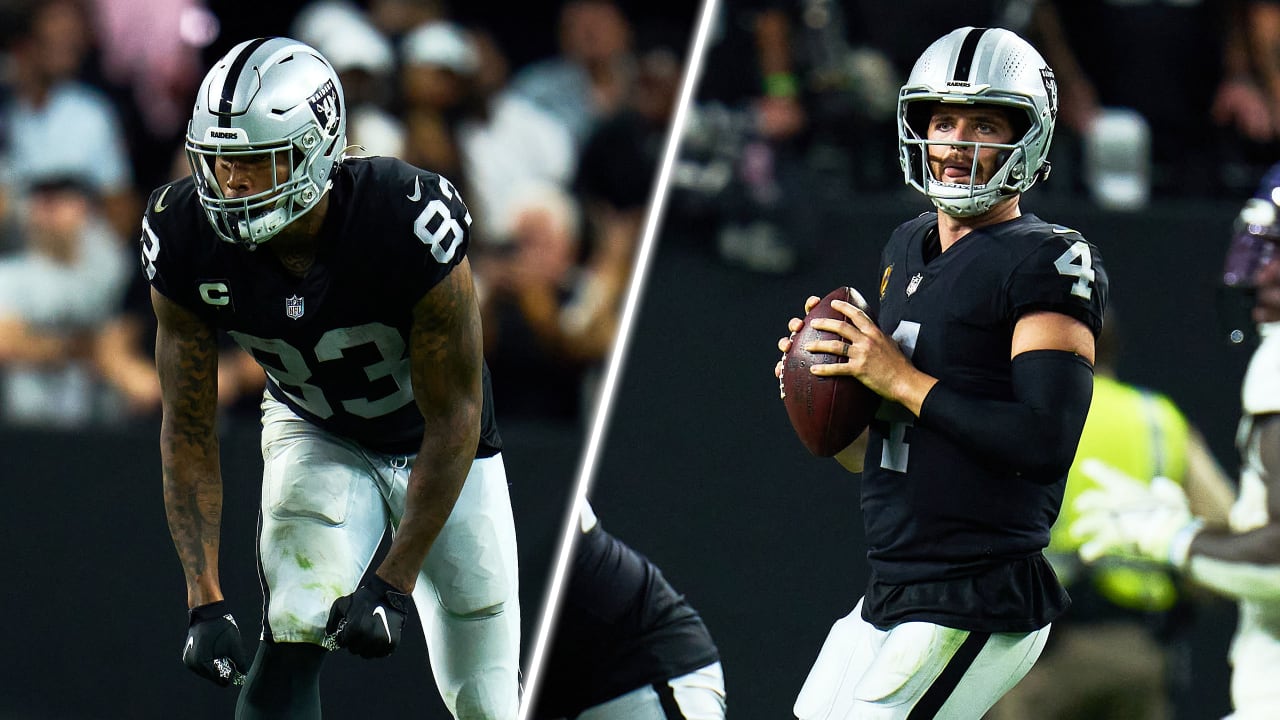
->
<box><xmin>918</xmin><ymin>349</ymin><xmax>1094</xmax><ymax>483</ymax></box>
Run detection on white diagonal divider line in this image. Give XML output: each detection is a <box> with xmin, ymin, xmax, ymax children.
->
<box><xmin>517</xmin><ymin>0</ymin><xmax>725</xmax><ymax>716</ymax></box>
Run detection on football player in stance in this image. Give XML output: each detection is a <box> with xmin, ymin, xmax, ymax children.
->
<box><xmin>531</xmin><ymin>500</ymin><xmax>725</xmax><ymax>720</ymax></box>
<box><xmin>146</xmin><ymin>38</ymin><xmax>518</xmax><ymax>719</ymax></box>
<box><xmin>775</xmin><ymin>28</ymin><xmax>1107</xmax><ymax>718</ymax></box>
<box><xmin>1070</xmin><ymin>168</ymin><xmax>1280</xmax><ymax>720</ymax></box>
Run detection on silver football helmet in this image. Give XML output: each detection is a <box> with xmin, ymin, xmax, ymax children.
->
<box><xmin>897</xmin><ymin>27</ymin><xmax>1057</xmax><ymax>217</ymax></box>
<box><xmin>186</xmin><ymin>37</ymin><xmax>347</xmax><ymax>245</ymax></box>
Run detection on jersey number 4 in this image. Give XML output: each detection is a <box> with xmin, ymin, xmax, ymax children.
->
<box><xmin>878</xmin><ymin>321</ymin><xmax>921</xmax><ymax>472</ymax></box>
<box><xmin>1054</xmin><ymin>240</ymin><xmax>1095</xmax><ymax>300</ymax></box>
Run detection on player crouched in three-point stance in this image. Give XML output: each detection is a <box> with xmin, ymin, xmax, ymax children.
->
<box><xmin>775</xmin><ymin>27</ymin><xmax>1107</xmax><ymax>718</ymax></box>
<box><xmin>147</xmin><ymin>37</ymin><xmax>518</xmax><ymax>719</ymax></box>
<box><xmin>533</xmin><ymin>501</ymin><xmax>725</xmax><ymax>720</ymax></box>
<box><xmin>1069</xmin><ymin>166</ymin><xmax>1280</xmax><ymax>719</ymax></box>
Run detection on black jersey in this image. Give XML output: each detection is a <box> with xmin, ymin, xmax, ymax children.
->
<box><xmin>860</xmin><ymin>212</ymin><xmax>1107</xmax><ymax>633</ymax></box>
<box><xmin>533</xmin><ymin>524</ymin><xmax>721</xmax><ymax>719</ymax></box>
<box><xmin>141</xmin><ymin>156</ymin><xmax>501</xmax><ymax>456</ymax></box>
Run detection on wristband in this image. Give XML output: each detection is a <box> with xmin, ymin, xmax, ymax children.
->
<box><xmin>367</xmin><ymin>575</ymin><xmax>410</xmax><ymax>611</ymax></box>
<box><xmin>1168</xmin><ymin>518</ymin><xmax>1205</xmax><ymax>569</ymax></box>
<box><xmin>188</xmin><ymin>600</ymin><xmax>232</xmax><ymax>625</ymax></box>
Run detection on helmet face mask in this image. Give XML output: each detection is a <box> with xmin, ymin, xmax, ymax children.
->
<box><xmin>1218</xmin><ymin>179</ymin><xmax>1280</xmax><ymax>345</ymax></box>
<box><xmin>897</xmin><ymin>27</ymin><xmax>1057</xmax><ymax>217</ymax></box>
<box><xmin>186</xmin><ymin>38</ymin><xmax>347</xmax><ymax>246</ymax></box>
<box><xmin>1225</xmin><ymin>198</ymin><xmax>1280</xmax><ymax>289</ymax></box>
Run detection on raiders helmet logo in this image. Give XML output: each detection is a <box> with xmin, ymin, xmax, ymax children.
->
<box><xmin>1040</xmin><ymin>67</ymin><xmax>1058</xmax><ymax>121</ymax></box>
<box><xmin>307</xmin><ymin>79</ymin><xmax>341</xmax><ymax>135</ymax></box>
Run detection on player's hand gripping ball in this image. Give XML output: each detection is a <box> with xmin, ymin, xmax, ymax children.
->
<box><xmin>780</xmin><ymin>287</ymin><xmax>880</xmax><ymax>456</ymax></box>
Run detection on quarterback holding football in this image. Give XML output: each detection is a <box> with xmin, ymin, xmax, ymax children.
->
<box><xmin>776</xmin><ymin>27</ymin><xmax>1107</xmax><ymax>718</ymax></box>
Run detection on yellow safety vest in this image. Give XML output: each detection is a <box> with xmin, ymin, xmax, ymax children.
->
<box><xmin>1049</xmin><ymin>375</ymin><xmax>1191</xmax><ymax>612</ymax></box>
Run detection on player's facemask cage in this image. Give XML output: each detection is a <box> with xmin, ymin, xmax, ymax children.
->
<box><xmin>1225</xmin><ymin>198</ymin><xmax>1280</xmax><ymax>289</ymax></box>
<box><xmin>896</xmin><ymin>27</ymin><xmax>1057</xmax><ymax>217</ymax></box>
<box><xmin>187</xmin><ymin>133</ymin><xmax>325</xmax><ymax>247</ymax></box>
<box><xmin>1218</xmin><ymin>197</ymin><xmax>1280</xmax><ymax>345</ymax></box>
<box><xmin>899</xmin><ymin>97</ymin><xmax>1042</xmax><ymax>217</ymax></box>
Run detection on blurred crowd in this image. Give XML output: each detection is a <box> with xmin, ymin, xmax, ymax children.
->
<box><xmin>672</xmin><ymin>0</ymin><xmax>1280</xmax><ymax>274</ymax></box>
<box><xmin>5</xmin><ymin>0</ymin><xmax>1279</xmax><ymax>430</ymax></box>
<box><xmin>0</xmin><ymin>0</ymin><xmax>691</xmax><ymax>431</ymax></box>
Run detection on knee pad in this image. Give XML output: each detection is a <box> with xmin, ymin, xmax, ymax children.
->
<box><xmin>263</xmin><ymin>443</ymin><xmax>360</xmax><ymax>525</ymax></box>
<box><xmin>453</xmin><ymin>666</ymin><xmax>519</xmax><ymax>720</ymax></box>
<box><xmin>439</xmin><ymin>596</ymin><xmax>509</xmax><ymax>621</ymax></box>
<box><xmin>427</xmin><ymin>514</ymin><xmax>516</xmax><ymax>616</ymax></box>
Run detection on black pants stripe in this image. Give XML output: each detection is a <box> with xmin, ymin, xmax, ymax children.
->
<box><xmin>907</xmin><ymin>631</ymin><xmax>993</xmax><ymax>719</ymax></box>
<box><xmin>653</xmin><ymin>679</ymin><xmax>686</xmax><ymax>719</ymax></box>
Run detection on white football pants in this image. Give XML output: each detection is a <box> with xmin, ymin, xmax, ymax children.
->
<box><xmin>257</xmin><ymin>396</ymin><xmax>520</xmax><ymax>719</ymax></box>
<box><xmin>795</xmin><ymin>599</ymin><xmax>1049</xmax><ymax>719</ymax></box>
<box><xmin>563</xmin><ymin>662</ymin><xmax>726</xmax><ymax>720</ymax></box>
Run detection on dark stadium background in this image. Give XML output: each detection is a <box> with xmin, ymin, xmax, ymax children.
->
<box><xmin>0</xmin><ymin>1</ymin><xmax>1260</xmax><ymax>718</ymax></box>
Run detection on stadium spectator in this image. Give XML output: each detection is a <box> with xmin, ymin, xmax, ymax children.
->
<box><xmin>1</xmin><ymin>0</ymin><xmax>139</xmax><ymax>240</ymax></box>
<box><xmin>368</xmin><ymin>0</ymin><xmax>446</xmax><ymax>40</ymax></box>
<box><xmin>690</xmin><ymin>0</ymin><xmax>806</xmax><ymax>274</ymax></box>
<box><xmin>508</xmin><ymin>0</ymin><xmax>636</xmax><ymax>149</ymax></box>
<box><xmin>292</xmin><ymin>0</ymin><xmax>406</xmax><ymax>159</ymax></box>
<box><xmin>1241</xmin><ymin>1</ymin><xmax>1280</xmax><ymax>140</ymax></box>
<box><xmin>398</xmin><ymin>20</ymin><xmax>477</xmax><ymax>200</ymax></box>
<box><xmin>0</xmin><ymin>175</ymin><xmax>128</xmax><ymax>426</ymax></box>
<box><xmin>477</xmin><ymin>183</ymin><xmax>616</xmax><ymax>424</ymax></box>
<box><xmin>575</xmin><ymin>44</ymin><xmax>679</xmax><ymax>241</ymax></box>
<box><xmin>455</xmin><ymin>28</ymin><xmax>576</xmax><ymax>246</ymax></box>
<box><xmin>89</xmin><ymin>0</ymin><xmax>210</xmax><ymax>194</ymax></box>
<box><xmin>1028</xmin><ymin>0</ymin><xmax>1276</xmax><ymax>198</ymax></box>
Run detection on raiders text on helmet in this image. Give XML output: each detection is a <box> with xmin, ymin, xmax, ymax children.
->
<box><xmin>186</xmin><ymin>37</ymin><xmax>347</xmax><ymax>245</ymax></box>
<box><xmin>897</xmin><ymin>27</ymin><xmax>1057</xmax><ymax>217</ymax></box>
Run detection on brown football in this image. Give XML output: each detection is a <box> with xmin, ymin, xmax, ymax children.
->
<box><xmin>780</xmin><ymin>286</ymin><xmax>880</xmax><ymax>457</ymax></box>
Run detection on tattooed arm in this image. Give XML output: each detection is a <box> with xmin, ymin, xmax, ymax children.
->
<box><xmin>153</xmin><ymin>287</ymin><xmax>225</xmax><ymax>608</ymax></box>
<box><xmin>375</xmin><ymin>258</ymin><xmax>483</xmax><ymax>591</ymax></box>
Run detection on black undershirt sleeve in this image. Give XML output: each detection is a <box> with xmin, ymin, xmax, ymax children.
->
<box><xmin>918</xmin><ymin>349</ymin><xmax>1094</xmax><ymax>483</ymax></box>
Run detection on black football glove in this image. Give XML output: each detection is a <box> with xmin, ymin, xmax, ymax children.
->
<box><xmin>183</xmin><ymin>601</ymin><xmax>251</xmax><ymax>687</ymax></box>
<box><xmin>324</xmin><ymin>575</ymin><xmax>412</xmax><ymax>659</ymax></box>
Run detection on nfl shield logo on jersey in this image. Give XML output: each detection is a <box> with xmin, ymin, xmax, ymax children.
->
<box><xmin>906</xmin><ymin>273</ymin><xmax>924</xmax><ymax>296</ymax></box>
<box><xmin>285</xmin><ymin>295</ymin><xmax>305</xmax><ymax>320</ymax></box>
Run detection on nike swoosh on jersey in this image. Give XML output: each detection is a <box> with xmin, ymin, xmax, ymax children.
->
<box><xmin>372</xmin><ymin>606</ymin><xmax>392</xmax><ymax>643</ymax></box>
<box><xmin>406</xmin><ymin>176</ymin><xmax>422</xmax><ymax>202</ymax></box>
<box><xmin>1051</xmin><ymin>227</ymin><xmax>1076</xmax><ymax>234</ymax></box>
<box><xmin>154</xmin><ymin>186</ymin><xmax>172</xmax><ymax>213</ymax></box>
<box><xmin>183</xmin><ymin>635</ymin><xmax>194</xmax><ymax>661</ymax></box>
